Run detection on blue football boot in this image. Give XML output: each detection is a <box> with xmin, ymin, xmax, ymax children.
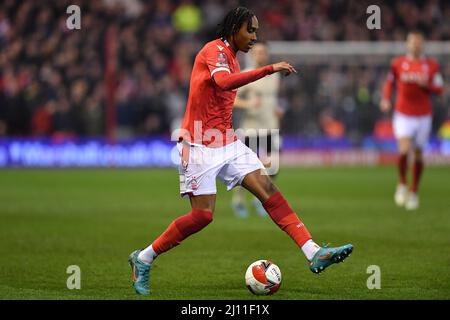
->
<box><xmin>309</xmin><ymin>244</ymin><xmax>353</xmax><ymax>274</ymax></box>
<box><xmin>128</xmin><ymin>249</ymin><xmax>151</xmax><ymax>295</ymax></box>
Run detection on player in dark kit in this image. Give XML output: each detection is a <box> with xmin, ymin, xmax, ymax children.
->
<box><xmin>128</xmin><ymin>7</ymin><xmax>353</xmax><ymax>295</ymax></box>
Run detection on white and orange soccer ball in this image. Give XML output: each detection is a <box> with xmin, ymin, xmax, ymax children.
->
<box><xmin>245</xmin><ymin>260</ymin><xmax>282</xmax><ymax>295</ymax></box>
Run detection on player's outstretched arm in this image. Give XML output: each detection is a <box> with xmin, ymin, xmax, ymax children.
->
<box><xmin>213</xmin><ymin>61</ymin><xmax>297</xmax><ymax>91</ymax></box>
<box><xmin>380</xmin><ymin>72</ymin><xmax>395</xmax><ymax>113</ymax></box>
<box><xmin>213</xmin><ymin>65</ymin><xmax>274</xmax><ymax>91</ymax></box>
<box><xmin>380</xmin><ymin>58</ymin><xmax>397</xmax><ymax>113</ymax></box>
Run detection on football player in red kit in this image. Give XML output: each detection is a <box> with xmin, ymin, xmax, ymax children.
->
<box><xmin>381</xmin><ymin>31</ymin><xmax>444</xmax><ymax>210</ymax></box>
<box><xmin>128</xmin><ymin>7</ymin><xmax>353</xmax><ymax>295</ymax></box>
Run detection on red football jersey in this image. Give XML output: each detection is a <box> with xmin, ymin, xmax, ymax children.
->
<box><xmin>382</xmin><ymin>55</ymin><xmax>443</xmax><ymax>116</ymax></box>
<box><xmin>180</xmin><ymin>38</ymin><xmax>240</xmax><ymax>146</ymax></box>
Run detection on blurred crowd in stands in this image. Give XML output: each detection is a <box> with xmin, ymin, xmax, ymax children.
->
<box><xmin>0</xmin><ymin>0</ymin><xmax>449</xmax><ymax>141</ymax></box>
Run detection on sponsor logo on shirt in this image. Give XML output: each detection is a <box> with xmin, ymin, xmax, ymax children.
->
<box><xmin>400</xmin><ymin>72</ymin><xmax>428</xmax><ymax>83</ymax></box>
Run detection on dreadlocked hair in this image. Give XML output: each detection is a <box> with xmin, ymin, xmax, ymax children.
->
<box><xmin>216</xmin><ymin>7</ymin><xmax>255</xmax><ymax>39</ymax></box>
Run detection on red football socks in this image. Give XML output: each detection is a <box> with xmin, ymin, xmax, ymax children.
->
<box><xmin>263</xmin><ymin>192</ymin><xmax>312</xmax><ymax>248</ymax></box>
<box><xmin>398</xmin><ymin>154</ymin><xmax>408</xmax><ymax>185</ymax></box>
<box><xmin>152</xmin><ymin>208</ymin><xmax>213</xmax><ymax>254</ymax></box>
<box><xmin>411</xmin><ymin>159</ymin><xmax>424</xmax><ymax>193</ymax></box>
<box><xmin>151</xmin><ymin>193</ymin><xmax>312</xmax><ymax>257</ymax></box>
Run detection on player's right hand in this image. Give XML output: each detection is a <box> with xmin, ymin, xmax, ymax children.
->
<box><xmin>272</xmin><ymin>62</ymin><xmax>297</xmax><ymax>76</ymax></box>
<box><xmin>380</xmin><ymin>99</ymin><xmax>392</xmax><ymax>113</ymax></box>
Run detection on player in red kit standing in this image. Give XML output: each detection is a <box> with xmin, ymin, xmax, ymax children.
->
<box><xmin>128</xmin><ymin>7</ymin><xmax>353</xmax><ymax>296</ymax></box>
<box><xmin>380</xmin><ymin>31</ymin><xmax>444</xmax><ymax>210</ymax></box>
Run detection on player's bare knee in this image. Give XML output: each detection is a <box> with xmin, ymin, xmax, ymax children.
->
<box><xmin>398</xmin><ymin>139</ymin><xmax>411</xmax><ymax>154</ymax></box>
<box><xmin>414</xmin><ymin>149</ymin><xmax>423</xmax><ymax>161</ymax></box>
<box><xmin>189</xmin><ymin>195</ymin><xmax>216</xmax><ymax>214</ymax></box>
<box><xmin>398</xmin><ymin>145</ymin><xmax>409</xmax><ymax>155</ymax></box>
<box><xmin>269</xmin><ymin>182</ymin><xmax>278</xmax><ymax>195</ymax></box>
<box><xmin>264</xmin><ymin>178</ymin><xmax>278</xmax><ymax>196</ymax></box>
<box><xmin>195</xmin><ymin>206</ymin><xmax>215</xmax><ymax>215</ymax></box>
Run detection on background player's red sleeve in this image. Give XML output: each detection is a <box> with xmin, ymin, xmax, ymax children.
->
<box><xmin>213</xmin><ymin>65</ymin><xmax>274</xmax><ymax>91</ymax></box>
<box><xmin>382</xmin><ymin>59</ymin><xmax>396</xmax><ymax>100</ymax></box>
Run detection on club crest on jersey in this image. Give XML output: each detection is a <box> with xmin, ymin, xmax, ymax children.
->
<box><xmin>216</xmin><ymin>52</ymin><xmax>229</xmax><ymax>67</ymax></box>
<box><xmin>402</xmin><ymin>61</ymin><xmax>410</xmax><ymax>70</ymax></box>
<box><xmin>190</xmin><ymin>176</ymin><xmax>199</xmax><ymax>190</ymax></box>
<box><xmin>217</xmin><ymin>45</ymin><xmax>224</xmax><ymax>51</ymax></box>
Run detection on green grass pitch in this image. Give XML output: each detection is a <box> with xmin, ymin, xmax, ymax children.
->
<box><xmin>0</xmin><ymin>167</ymin><xmax>449</xmax><ymax>300</ymax></box>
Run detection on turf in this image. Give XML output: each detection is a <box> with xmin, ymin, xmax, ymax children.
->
<box><xmin>0</xmin><ymin>167</ymin><xmax>449</xmax><ymax>300</ymax></box>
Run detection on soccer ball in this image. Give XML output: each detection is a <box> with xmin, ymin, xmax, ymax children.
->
<box><xmin>245</xmin><ymin>260</ymin><xmax>282</xmax><ymax>295</ymax></box>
